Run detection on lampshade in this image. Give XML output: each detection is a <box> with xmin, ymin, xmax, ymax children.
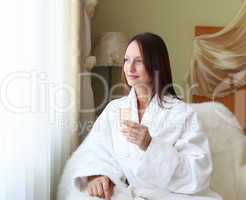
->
<box><xmin>92</xmin><ymin>32</ymin><xmax>128</xmax><ymax>66</ymax></box>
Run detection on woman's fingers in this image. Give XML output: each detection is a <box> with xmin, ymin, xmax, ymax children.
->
<box><xmin>91</xmin><ymin>185</ymin><xmax>97</xmax><ymax>196</ymax></box>
<box><xmin>87</xmin><ymin>176</ymin><xmax>113</xmax><ymax>199</ymax></box>
<box><xmin>124</xmin><ymin>120</ymin><xmax>139</xmax><ymax>128</ymax></box>
<box><xmin>122</xmin><ymin>126</ymin><xmax>139</xmax><ymax>136</ymax></box>
<box><xmin>121</xmin><ymin>120</ymin><xmax>151</xmax><ymax>150</ymax></box>
<box><xmin>87</xmin><ymin>186</ymin><xmax>93</xmax><ymax>196</ymax></box>
<box><xmin>96</xmin><ymin>182</ymin><xmax>105</xmax><ymax>198</ymax></box>
<box><xmin>122</xmin><ymin>126</ymin><xmax>141</xmax><ymax>141</ymax></box>
<box><xmin>102</xmin><ymin>179</ymin><xmax>111</xmax><ymax>200</ymax></box>
<box><xmin>87</xmin><ymin>181</ymin><xmax>103</xmax><ymax>197</ymax></box>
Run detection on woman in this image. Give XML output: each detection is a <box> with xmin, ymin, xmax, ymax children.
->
<box><xmin>58</xmin><ymin>33</ymin><xmax>222</xmax><ymax>200</ymax></box>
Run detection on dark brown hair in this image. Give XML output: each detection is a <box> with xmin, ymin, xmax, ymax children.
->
<box><xmin>122</xmin><ymin>32</ymin><xmax>179</xmax><ymax>106</ymax></box>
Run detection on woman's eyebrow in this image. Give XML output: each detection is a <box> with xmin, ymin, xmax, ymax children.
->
<box><xmin>124</xmin><ymin>55</ymin><xmax>142</xmax><ymax>59</ymax></box>
<box><xmin>135</xmin><ymin>56</ymin><xmax>143</xmax><ymax>59</ymax></box>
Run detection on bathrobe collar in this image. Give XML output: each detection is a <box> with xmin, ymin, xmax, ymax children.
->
<box><xmin>127</xmin><ymin>87</ymin><xmax>158</xmax><ymax>125</ymax></box>
<box><xmin>127</xmin><ymin>87</ymin><xmax>179</xmax><ymax>125</ymax></box>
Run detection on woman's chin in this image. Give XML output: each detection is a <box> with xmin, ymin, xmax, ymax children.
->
<box><xmin>127</xmin><ymin>80</ymin><xmax>137</xmax><ymax>87</ymax></box>
<box><xmin>127</xmin><ymin>80</ymin><xmax>151</xmax><ymax>87</ymax></box>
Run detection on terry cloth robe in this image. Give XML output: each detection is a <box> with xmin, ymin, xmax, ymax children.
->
<box><xmin>58</xmin><ymin>88</ymin><xmax>222</xmax><ymax>200</ymax></box>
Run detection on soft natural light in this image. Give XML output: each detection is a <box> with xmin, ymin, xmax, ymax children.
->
<box><xmin>0</xmin><ymin>1</ymin><xmax>79</xmax><ymax>200</ymax></box>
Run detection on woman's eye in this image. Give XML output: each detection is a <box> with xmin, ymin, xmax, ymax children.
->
<box><xmin>123</xmin><ymin>58</ymin><xmax>143</xmax><ymax>65</ymax></box>
<box><xmin>123</xmin><ymin>58</ymin><xmax>129</xmax><ymax>63</ymax></box>
<box><xmin>135</xmin><ymin>59</ymin><xmax>143</xmax><ymax>64</ymax></box>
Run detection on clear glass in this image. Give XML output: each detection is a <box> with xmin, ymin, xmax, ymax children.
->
<box><xmin>119</xmin><ymin>108</ymin><xmax>131</xmax><ymax>129</ymax></box>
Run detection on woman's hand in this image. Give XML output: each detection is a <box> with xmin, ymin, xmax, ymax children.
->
<box><xmin>122</xmin><ymin>120</ymin><xmax>152</xmax><ymax>151</ymax></box>
<box><xmin>87</xmin><ymin>175</ymin><xmax>114</xmax><ymax>200</ymax></box>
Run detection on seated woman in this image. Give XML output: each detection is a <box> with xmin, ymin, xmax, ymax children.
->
<box><xmin>58</xmin><ymin>32</ymin><xmax>222</xmax><ymax>200</ymax></box>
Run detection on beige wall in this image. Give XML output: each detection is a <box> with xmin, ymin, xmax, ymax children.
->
<box><xmin>92</xmin><ymin>0</ymin><xmax>242</xmax><ymax>99</ymax></box>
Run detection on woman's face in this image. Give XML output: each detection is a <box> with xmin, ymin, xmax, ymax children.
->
<box><xmin>123</xmin><ymin>41</ymin><xmax>152</xmax><ymax>88</ymax></box>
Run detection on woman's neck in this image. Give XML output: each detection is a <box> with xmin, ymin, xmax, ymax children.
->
<box><xmin>134</xmin><ymin>85</ymin><xmax>153</xmax><ymax>108</ymax></box>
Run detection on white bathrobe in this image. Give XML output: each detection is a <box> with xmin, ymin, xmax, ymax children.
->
<box><xmin>58</xmin><ymin>88</ymin><xmax>222</xmax><ymax>200</ymax></box>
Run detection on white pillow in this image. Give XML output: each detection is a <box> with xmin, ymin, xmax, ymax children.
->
<box><xmin>191</xmin><ymin>102</ymin><xmax>246</xmax><ymax>200</ymax></box>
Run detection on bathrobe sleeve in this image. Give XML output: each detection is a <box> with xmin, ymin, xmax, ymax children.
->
<box><xmin>58</xmin><ymin>102</ymin><xmax>124</xmax><ymax>200</ymax></box>
<box><xmin>135</xmin><ymin>106</ymin><xmax>212</xmax><ymax>194</ymax></box>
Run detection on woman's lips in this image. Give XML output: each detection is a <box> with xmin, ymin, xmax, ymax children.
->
<box><xmin>127</xmin><ymin>75</ymin><xmax>139</xmax><ymax>79</ymax></box>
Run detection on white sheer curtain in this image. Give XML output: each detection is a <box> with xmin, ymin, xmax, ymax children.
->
<box><xmin>0</xmin><ymin>0</ymin><xmax>80</xmax><ymax>199</ymax></box>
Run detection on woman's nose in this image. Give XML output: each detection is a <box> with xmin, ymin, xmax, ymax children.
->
<box><xmin>129</xmin><ymin>61</ymin><xmax>136</xmax><ymax>72</ymax></box>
